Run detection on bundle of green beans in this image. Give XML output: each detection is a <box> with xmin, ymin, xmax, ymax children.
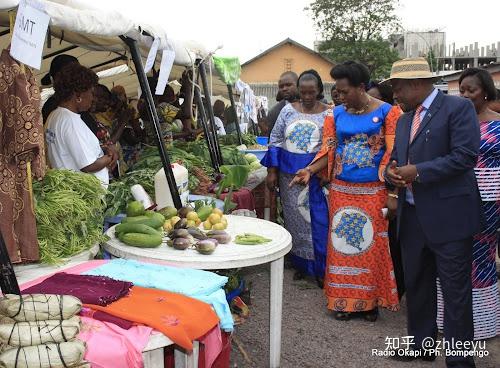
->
<box><xmin>33</xmin><ymin>169</ymin><xmax>108</xmax><ymax>264</ymax></box>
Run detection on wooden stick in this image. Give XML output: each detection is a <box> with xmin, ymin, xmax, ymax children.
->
<box><xmin>232</xmin><ymin>335</ymin><xmax>251</xmax><ymax>363</ymax></box>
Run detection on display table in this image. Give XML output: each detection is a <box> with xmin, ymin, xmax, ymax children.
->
<box><xmin>104</xmin><ymin>215</ymin><xmax>292</xmax><ymax>368</ymax></box>
<box><xmin>13</xmin><ymin>261</ymin><xmax>198</xmax><ymax>368</ymax></box>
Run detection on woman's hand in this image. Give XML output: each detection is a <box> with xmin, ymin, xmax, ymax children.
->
<box><xmin>289</xmin><ymin>168</ymin><xmax>311</xmax><ymax>187</ymax></box>
<box><xmin>386</xmin><ymin>193</ymin><xmax>398</xmax><ymax>220</ymax></box>
<box><xmin>266</xmin><ymin>169</ymin><xmax>278</xmax><ymax>191</ymax></box>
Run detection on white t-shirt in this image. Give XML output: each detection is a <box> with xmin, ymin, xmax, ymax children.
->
<box><xmin>45</xmin><ymin>107</ymin><xmax>109</xmax><ymax>185</ymax></box>
<box><xmin>214</xmin><ymin>116</ymin><xmax>227</xmax><ymax>136</ymax></box>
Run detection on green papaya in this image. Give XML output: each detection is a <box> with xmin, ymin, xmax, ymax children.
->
<box><xmin>115</xmin><ymin>223</ymin><xmax>161</xmax><ymax>236</ymax></box>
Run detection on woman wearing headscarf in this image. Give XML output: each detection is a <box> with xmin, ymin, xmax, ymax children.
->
<box><xmin>262</xmin><ymin>69</ymin><xmax>329</xmax><ymax>286</ymax></box>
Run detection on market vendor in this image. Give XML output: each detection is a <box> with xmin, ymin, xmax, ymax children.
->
<box><xmin>45</xmin><ymin>63</ymin><xmax>117</xmax><ymax>186</ymax></box>
<box><xmin>139</xmin><ymin>70</ymin><xmax>202</xmax><ymax>144</ymax></box>
<box><xmin>213</xmin><ymin>99</ymin><xmax>227</xmax><ymax>135</ymax></box>
<box><xmin>41</xmin><ymin>54</ymin><xmax>79</xmax><ymax>123</ymax></box>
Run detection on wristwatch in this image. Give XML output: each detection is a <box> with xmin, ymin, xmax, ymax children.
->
<box><xmin>415</xmin><ymin>172</ymin><xmax>420</xmax><ymax>183</ymax></box>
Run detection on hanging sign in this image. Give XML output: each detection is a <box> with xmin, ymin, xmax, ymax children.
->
<box><xmin>10</xmin><ymin>0</ymin><xmax>50</xmax><ymax>70</ymax></box>
<box><xmin>155</xmin><ymin>48</ymin><xmax>175</xmax><ymax>95</ymax></box>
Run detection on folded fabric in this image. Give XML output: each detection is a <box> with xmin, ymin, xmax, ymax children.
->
<box><xmin>23</xmin><ymin>273</ymin><xmax>132</xmax><ymax>306</ymax></box>
<box><xmin>80</xmin><ymin>307</ymin><xmax>133</xmax><ymax>330</ymax></box>
<box><xmin>78</xmin><ymin>316</ymin><xmax>152</xmax><ymax>368</ymax></box>
<box><xmin>85</xmin><ymin>286</ymin><xmax>219</xmax><ymax>351</ymax></box>
<box><xmin>0</xmin><ymin>294</ymin><xmax>81</xmax><ymax>322</ymax></box>
<box><xmin>85</xmin><ymin>259</ymin><xmax>234</xmax><ymax>331</ymax></box>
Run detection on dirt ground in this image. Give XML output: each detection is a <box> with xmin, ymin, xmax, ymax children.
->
<box><xmin>230</xmin><ymin>264</ymin><xmax>500</xmax><ymax>368</ymax></box>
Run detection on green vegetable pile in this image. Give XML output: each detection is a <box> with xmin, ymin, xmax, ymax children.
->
<box><xmin>33</xmin><ymin>170</ymin><xmax>108</xmax><ymax>264</ymax></box>
<box><xmin>217</xmin><ymin>133</ymin><xmax>257</xmax><ymax>146</ymax></box>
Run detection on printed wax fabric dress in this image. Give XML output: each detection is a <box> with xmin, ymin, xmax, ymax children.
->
<box><xmin>261</xmin><ymin>103</ymin><xmax>329</xmax><ymax>278</ymax></box>
<box><xmin>437</xmin><ymin>120</ymin><xmax>500</xmax><ymax>339</ymax></box>
<box><xmin>0</xmin><ymin>49</ymin><xmax>45</xmax><ymax>263</ymax></box>
<box><xmin>312</xmin><ymin>103</ymin><xmax>400</xmax><ymax>312</ymax></box>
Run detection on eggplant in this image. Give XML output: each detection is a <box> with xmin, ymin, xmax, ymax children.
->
<box><xmin>173</xmin><ymin>238</ymin><xmax>191</xmax><ymax>250</ymax></box>
<box><xmin>188</xmin><ymin>227</ymin><xmax>208</xmax><ymax>240</ymax></box>
<box><xmin>206</xmin><ymin>230</ymin><xmax>231</xmax><ymax>244</ymax></box>
<box><xmin>195</xmin><ymin>239</ymin><xmax>218</xmax><ymax>255</ymax></box>
<box><xmin>171</xmin><ymin>229</ymin><xmax>190</xmax><ymax>239</ymax></box>
<box><xmin>177</xmin><ymin>206</ymin><xmax>194</xmax><ymax>218</ymax></box>
<box><xmin>174</xmin><ymin>218</ymin><xmax>188</xmax><ymax>229</ymax></box>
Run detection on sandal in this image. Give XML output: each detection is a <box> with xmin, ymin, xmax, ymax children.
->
<box><xmin>334</xmin><ymin>311</ymin><xmax>351</xmax><ymax>321</ymax></box>
<box><xmin>363</xmin><ymin>308</ymin><xmax>378</xmax><ymax>322</ymax></box>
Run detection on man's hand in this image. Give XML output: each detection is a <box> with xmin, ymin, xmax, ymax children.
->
<box><xmin>386</xmin><ymin>160</ymin><xmax>407</xmax><ymax>188</ymax></box>
<box><xmin>289</xmin><ymin>168</ymin><xmax>311</xmax><ymax>187</ymax></box>
<box><xmin>395</xmin><ymin>164</ymin><xmax>418</xmax><ymax>183</ymax></box>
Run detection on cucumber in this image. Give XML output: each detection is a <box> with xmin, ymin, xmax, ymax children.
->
<box><xmin>120</xmin><ymin>232</ymin><xmax>163</xmax><ymax>248</ymax></box>
<box><xmin>115</xmin><ymin>223</ymin><xmax>161</xmax><ymax>236</ymax></box>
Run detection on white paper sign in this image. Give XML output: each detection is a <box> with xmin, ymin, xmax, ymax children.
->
<box><xmin>10</xmin><ymin>0</ymin><xmax>49</xmax><ymax>70</ymax></box>
<box><xmin>155</xmin><ymin>49</ymin><xmax>175</xmax><ymax>95</ymax></box>
<box><xmin>144</xmin><ymin>37</ymin><xmax>159</xmax><ymax>73</ymax></box>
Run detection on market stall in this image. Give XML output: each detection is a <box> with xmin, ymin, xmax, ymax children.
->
<box><xmin>103</xmin><ymin>215</ymin><xmax>292</xmax><ymax>368</ymax></box>
<box><xmin>0</xmin><ymin>1</ymin><xmax>241</xmax><ymax>367</ymax></box>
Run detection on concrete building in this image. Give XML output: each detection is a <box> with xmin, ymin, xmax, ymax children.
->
<box><xmin>241</xmin><ymin>38</ymin><xmax>335</xmax><ymax>107</ymax></box>
<box><xmin>402</xmin><ymin>31</ymin><xmax>446</xmax><ymax>58</ymax></box>
<box><xmin>439</xmin><ymin>42</ymin><xmax>500</xmax><ymax>70</ymax></box>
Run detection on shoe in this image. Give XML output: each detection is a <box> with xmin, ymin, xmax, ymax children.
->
<box><xmin>293</xmin><ymin>271</ymin><xmax>305</xmax><ymax>280</ymax></box>
<box><xmin>315</xmin><ymin>277</ymin><xmax>324</xmax><ymax>289</ymax></box>
<box><xmin>334</xmin><ymin>311</ymin><xmax>351</xmax><ymax>321</ymax></box>
<box><xmin>362</xmin><ymin>308</ymin><xmax>378</xmax><ymax>322</ymax></box>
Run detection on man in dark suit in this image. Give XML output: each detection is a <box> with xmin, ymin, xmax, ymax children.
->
<box><xmin>384</xmin><ymin>58</ymin><xmax>482</xmax><ymax>368</ymax></box>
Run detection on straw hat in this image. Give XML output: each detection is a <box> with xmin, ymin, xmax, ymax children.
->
<box><xmin>382</xmin><ymin>57</ymin><xmax>438</xmax><ymax>83</ymax></box>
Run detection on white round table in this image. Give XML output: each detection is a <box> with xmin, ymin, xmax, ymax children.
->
<box><xmin>103</xmin><ymin>215</ymin><xmax>292</xmax><ymax>368</ymax></box>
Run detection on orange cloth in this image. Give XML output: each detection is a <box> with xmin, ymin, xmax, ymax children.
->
<box><xmin>312</xmin><ymin>105</ymin><xmax>402</xmax><ymax>313</ymax></box>
<box><xmin>85</xmin><ymin>286</ymin><xmax>219</xmax><ymax>351</ymax></box>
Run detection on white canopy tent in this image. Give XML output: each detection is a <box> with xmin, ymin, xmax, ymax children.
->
<box><xmin>0</xmin><ymin>0</ymin><xmax>228</xmax><ymax>97</ymax></box>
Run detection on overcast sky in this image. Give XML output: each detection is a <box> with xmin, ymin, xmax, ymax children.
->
<box><xmin>89</xmin><ymin>0</ymin><xmax>499</xmax><ymax>62</ymax></box>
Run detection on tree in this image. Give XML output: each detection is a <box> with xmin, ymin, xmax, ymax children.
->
<box><xmin>426</xmin><ymin>47</ymin><xmax>438</xmax><ymax>73</ymax></box>
<box><xmin>307</xmin><ymin>0</ymin><xmax>402</xmax><ymax>79</ymax></box>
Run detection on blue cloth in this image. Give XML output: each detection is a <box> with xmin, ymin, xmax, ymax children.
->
<box><xmin>261</xmin><ymin>146</ymin><xmax>317</xmax><ymax>175</ymax></box>
<box><xmin>85</xmin><ymin>259</ymin><xmax>234</xmax><ymax>331</ymax></box>
<box><xmin>334</xmin><ymin>103</ymin><xmax>393</xmax><ymax>183</ymax></box>
<box><xmin>390</xmin><ymin>90</ymin><xmax>483</xmax><ymax>244</ymax></box>
<box><xmin>406</xmin><ymin>88</ymin><xmax>439</xmax><ymax>204</ymax></box>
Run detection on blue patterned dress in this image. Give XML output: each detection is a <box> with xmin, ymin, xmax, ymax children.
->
<box><xmin>261</xmin><ymin>104</ymin><xmax>329</xmax><ymax>278</ymax></box>
<box><xmin>438</xmin><ymin>120</ymin><xmax>500</xmax><ymax>339</ymax></box>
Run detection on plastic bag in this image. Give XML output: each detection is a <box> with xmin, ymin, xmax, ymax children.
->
<box><xmin>0</xmin><ymin>295</ymin><xmax>81</xmax><ymax>322</ymax></box>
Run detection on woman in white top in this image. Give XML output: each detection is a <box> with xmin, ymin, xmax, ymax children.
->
<box><xmin>45</xmin><ymin>63</ymin><xmax>116</xmax><ymax>185</ymax></box>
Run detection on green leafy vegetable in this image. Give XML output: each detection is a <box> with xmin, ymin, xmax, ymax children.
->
<box><xmin>33</xmin><ymin>169</ymin><xmax>108</xmax><ymax>264</ymax></box>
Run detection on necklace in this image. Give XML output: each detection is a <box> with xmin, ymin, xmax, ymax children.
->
<box><xmin>351</xmin><ymin>95</ymin><xmax>371</xmax><ymax>115</ymax></box>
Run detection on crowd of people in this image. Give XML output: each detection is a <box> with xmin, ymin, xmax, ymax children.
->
<box><xmin>42</xmin><ymin>55</ymin><xmax>231</xmax><ymax>186</ymax></box>
<box><xmin>261</xmin><ymin>58</ymin><xmax>499</xmax><ymax>368</ymax></box>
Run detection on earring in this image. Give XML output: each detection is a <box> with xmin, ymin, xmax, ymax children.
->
<box><xmin>484</xmin><ymin>96</ymin><xmax>487</xmax><ymax>100</ymax></box>
<box><xmin>77</xmin><ymin>97</ymin><xmax>82</xmax><ymax>103</ymax></box>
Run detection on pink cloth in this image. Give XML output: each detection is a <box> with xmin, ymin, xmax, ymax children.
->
<box><xmin>78</xmin><ymin>316</ymin><xmax>152</xmax><ymax>368</ymax></box>
<box><xmin>199</xmin><ymin>326</ymin><xmax>223</xmax><ymax>368</ymax></box>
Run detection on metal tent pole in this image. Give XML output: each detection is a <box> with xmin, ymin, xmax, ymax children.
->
<box><xmin>198</xmin><ymin>61</ymin><xmax>223</xmax><ymax>165</ymax></box>
<box><xmin>194</xmin><ymin>84</ymin><xmax>219</xmax><ymax>171</ymax></box>
<box><xmin>227</xmin><ymin>83</ymin><xmax>243</xmax><ymax>145</ymax></box>
<box><xmin>0</xmin><ymin>231</ymin><xmax>20</xmax><ymax>295</ymax></box>
<box><xmin>120</xmin><ymin>36</ymin><xmax>182</xmax><ymax>209</ymax></box>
